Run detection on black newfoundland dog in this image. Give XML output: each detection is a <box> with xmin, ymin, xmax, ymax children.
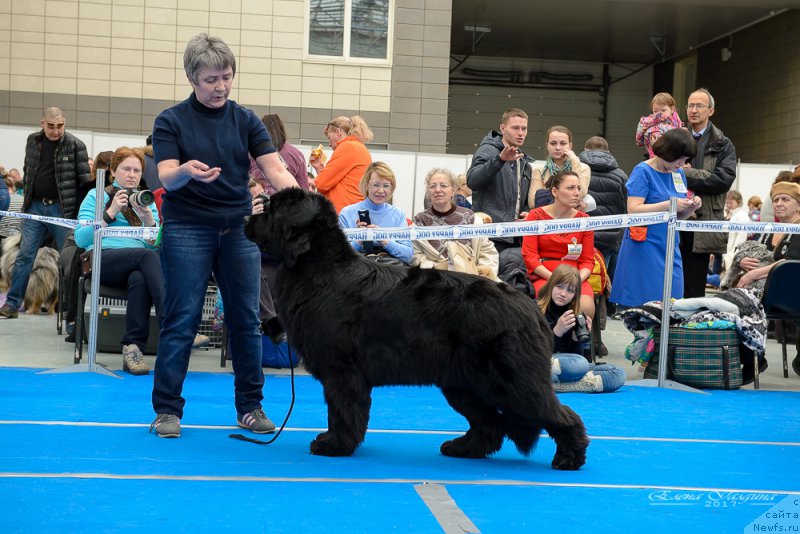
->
<box><xmin>244</xmin><ymin>189</ymin><xmax>588</xmax><ymax>469</ymax></box>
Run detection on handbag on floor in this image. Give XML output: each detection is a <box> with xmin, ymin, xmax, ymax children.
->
<box><xmin>643</xmin><ymin>326</ymin><xmax>743</xmax><ymax>390</ymax></box>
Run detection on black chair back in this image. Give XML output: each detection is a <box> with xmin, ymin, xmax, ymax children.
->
<box><xmin>763</xmin><ymin>260</ymin><xmax>800</xmax><ymax>319</ymax></box>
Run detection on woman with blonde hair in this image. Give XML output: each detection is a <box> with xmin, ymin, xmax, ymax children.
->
<box><xmin>338</xmin><ymin>161</ymin><xmax>412</xmax><ymax>264</ymax></box>
<box><xmin>310</xmin><ymin>115</ymin><xmax>373</xmax><ymax>213</ymax></box>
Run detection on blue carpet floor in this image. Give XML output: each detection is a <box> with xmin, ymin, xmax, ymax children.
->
<box><xmin>0</xmin><ymin>367</ymin><xmax>798</xmax><ymax>533</ymax></box>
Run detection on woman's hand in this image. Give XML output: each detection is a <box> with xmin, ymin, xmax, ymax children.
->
<box><xmin>251</xmin><ymin>196</ymin><xmax>264</xmax><ymax>215</ymax></box>
<box><xmin>131</xmin><ymin>200</ymin><xmax>156</xmax><ymax>226</ymax></box>
<box><xmin>309</xmin><ymin>158</ymin><xmax>324</xmax><ymax>173</ymax></box>
<box><xmin>736</xmin><ymin>269</ymin><xmax>760</xmax><ymax>288</ymax></box>
<box><xmin>739</xmin><ymin>257</ymin><xmax>760</xmax><ymax>272</ymax></box>
<box><xmin>357</xmin><ymin>222</ymin><xmax>388</xmax><ymax>248</ymax></box>
<box><xmin>107</xmin><ymin>188</ymin><xmax>129</xmax><ymax>217</ymax></box>
<box><xmin>181</xmin><ymin>160</ymin><xmax>221</xmax><ymax>183</ymax></box>
<box><xmin>554</xmin><ymin>310</ymin><xmax>576</xmax><ymax>338</ymax></box>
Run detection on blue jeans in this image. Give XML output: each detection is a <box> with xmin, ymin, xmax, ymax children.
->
<box><xmin>552</xmin><ymin>353</ymin><xmax>590</xmax><ymax>382</ymax></box>
<box><xmin>152</xmin><ymin>221</ymin><xmax>263</xmax><ymax>418</ymax></box>
<box><xmin>5</xmin><ymin>200</ymin><xmax>70</xmax><ymax>310</ymax></box>
<box><xmin>0</xmin><ymin>186</ymin><xmax>9</xmax><ymax>215</ymax></box>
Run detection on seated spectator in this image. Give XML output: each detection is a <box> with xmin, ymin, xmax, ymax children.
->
<box><xmin>81</xmin><ymin>151</ymin><xmax>114</xmax><ymax>201</ymax></box>
<box><xmin>736</xmin><ymin>182</ymin><xmax>800</xmax><ymax>290</ymax></box>
<box><xmin>0</xmin><ymin>176</ymin><xmax>23</xmax><ymax>246</ymax></box>
<box><xmin>247</xmin><ymin>178</ymin><xmax>285</xmax><ymax>343</ymax></box>
<box><xmin>760</xmin><ymin>170</ymin><xmax>797</xmax><ymax>223</ymax></box>
<box><xmin>538</xmin><ymin>264</ymin><xmax>625</xmax><ymax>392</ymax></box>
<box><xmin>339</xmin><ymin>162</ymin><xmax>413</xmax><ymax>265</ymax></box>
<box><xmin>522</xmin><ymin>170</ymin><xmax>596</xmax><ymax>318</ymax></box>
<box><xmin>722</xmin><ymin>190</ymin><xmax>751</xmax><ymax>272</ymax></box>
<box><xmin>74</xmin><ymin>147</ymin><xmax>162</xmax><ymax>376</ymax></box>
<box><xmin>411</xmin><ymin>168</ymin><xmax>498</xmax><ymax>280</ymax></box>
<box><xmin>735</xmin><ymin>182</ymin><xmax>800</xmax><ymax>377</ymax></box>
<box><xmin>454</xmin><ymin>173</ymin><xmax>472</xmax><ymax>209</ymax></box>
<box><xmin>0</xmin><ymin>175</ymin><xmax>8</xmax><ymax>224</ymax></box>
<box><xmin>310</xmin><ymin>115</ymin><xmax>373</xmax><ymax>213</ymax></box>
<box><xmin>579</xmin><ymin>136</ymin><xmax>628</xmax><ymax>283</ymax></box>
<box><xmin>748</xmin><ymin>195</ymin><xmax>762</xmax><ymax>222</ymax></box>
<box><xmin>529</xmin><ymin>125</ymin><xmax>591</xmax><ymax>201</ymax></box>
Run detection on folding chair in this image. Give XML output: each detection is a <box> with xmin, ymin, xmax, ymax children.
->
<box><xmin>762</xmin><ymin>260</ymin><xmax>800</xmax><ymax>379</ymax></box>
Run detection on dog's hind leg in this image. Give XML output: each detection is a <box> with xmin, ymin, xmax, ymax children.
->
<box><xmin>540</xmin><ymin>403</ymin><xmax>589</xmax><ymax>470</ymax></box>
<box><xmin>311</xmin><ymin>375</ymin><xmax>372</xmax><ymax>457</ymax></box>
<box><xmin>439</xmin><ymin>386</ymin><xmax>504</xmax><ymax>459</ymax></box>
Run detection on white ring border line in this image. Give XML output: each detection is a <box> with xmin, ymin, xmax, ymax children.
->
<box><xmin>0</xmin><ymin>471</ymin><xmax>797</xmax><ymax>496</ymax></box>
<box><xmin>0</xmin><ymin>420</ymin><xmax>798</xmax><ymax>447</ymax></box>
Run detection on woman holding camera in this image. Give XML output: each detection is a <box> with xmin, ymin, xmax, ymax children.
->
<box><xmin>538</xmin><ymin>265</ymin><xmax>625</xmax><ymax>392</ymax></box>
<box><xmin>75</xmin><ymin>146</ymin><xmax>162</xmax><ymax>376</ymax></box>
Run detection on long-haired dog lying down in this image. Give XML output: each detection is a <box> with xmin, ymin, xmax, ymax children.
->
<box><xmin>244</xmin><ymin>189</ymin><xmax>589</xmax><ymax>469</ymax></box>
<box><xmin>0</xmin><ymin>233</ymin><xmax>60</xmax><ymax>314</ymax></box>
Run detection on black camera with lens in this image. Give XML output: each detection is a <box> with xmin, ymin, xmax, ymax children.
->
<box><xmin>574</xmin><ymin>314</ymin><xmax>591</xmax><ymax>348</ymax></box>
<box><xmin>124</xmin><ymin>188</ymin><xmax>155</xmax><ymax>207</ymax></box>
<box><xmin>256</xmin><ymin>193</ymin><xmax>271</xmax><ymax>210</ymax></box>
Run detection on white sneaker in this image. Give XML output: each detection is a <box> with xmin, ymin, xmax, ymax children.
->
<box><xmin>122</xmin><ymin>344</ymin><xmax>150</xmax><ymax>375</ymax></box>
<box><xmin>192</xmin><ymin>334</ymin><xmax>210</xmax><ymax>348</ymax></box>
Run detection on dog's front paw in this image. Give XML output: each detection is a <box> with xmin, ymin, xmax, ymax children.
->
<box><xmin>551</xmin><ymin>448</ymin><xmax>586</xmax><ymax>470</ymax></box>
<box><xmin>440</xmin><ymin>437</ymin><xmax>489</xmax><ymax>459</ymax></box>
<box><xmin>310</xmin><ymin>432</ymin><xmax>355</xmax><ymax>457</ymax></box>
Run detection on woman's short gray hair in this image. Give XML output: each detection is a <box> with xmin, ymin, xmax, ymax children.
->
<box><xmin>424</xmin><ymin>167</ymin><xmax>458</xmax><ymax>189</ymax></box>
<box><xmin>184</xmin><ymin>33</ymin><xmax>236</xmax><ymax>83</ymax></box>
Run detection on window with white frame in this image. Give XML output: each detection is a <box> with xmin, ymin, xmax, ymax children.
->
<box><xmin>308</xmin><ymin>0</ymin><xmax>391</xmax><ymax>61</ymax></box>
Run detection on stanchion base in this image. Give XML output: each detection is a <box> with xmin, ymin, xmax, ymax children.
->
<box><xmin>38</xmin><ymin>363</ymin><xmax>122</xmax><ymax>379</ymax></box>
<box><xmin>626</xmin><ymin>378</ymin><xmax>709</xmax><ymax>395</ymax></box>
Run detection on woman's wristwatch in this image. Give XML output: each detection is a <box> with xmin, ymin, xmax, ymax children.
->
<box><xmin>102</xmin><ymin>210</ymin><xmax>116</xmax><ymax>225</ymax></box>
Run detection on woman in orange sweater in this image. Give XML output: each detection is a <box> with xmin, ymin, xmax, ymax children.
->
<box><xmin>310</xmin><ymin>115</ymin><xmax>373</xmax><ymax>213</ymax></box>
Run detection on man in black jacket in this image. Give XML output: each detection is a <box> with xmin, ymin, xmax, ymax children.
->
<box><xmin>680</xmin><ymin>89</ymin><xmax>737</xmax><ymax>298</ymax></box>
<box><xmin>0</xmin><ymin>107</ymin><xmax>90</xmax><ymax>318</ymax></box>
<box><xmin>467</xmin><ymin>108</ymin><xmax>533</xmax><ymax>280</ymax></box>
<box><xmin>579</xmin><ymin>136</ymin><xmax>628</xmax><ymax>283</ymax></box>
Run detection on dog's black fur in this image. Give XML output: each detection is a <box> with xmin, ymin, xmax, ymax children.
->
<box><xmin>244</xmin><ymin>189</ymin><xmax>588</xmax><ymax>469</ymax></box>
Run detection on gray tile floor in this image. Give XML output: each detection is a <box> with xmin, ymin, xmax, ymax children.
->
<box><xmin>0</xmin><ymin>309</ymin><xmax>797</xmax><ymax>391</ymax></box>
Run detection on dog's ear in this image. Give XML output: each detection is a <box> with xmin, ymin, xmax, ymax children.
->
<box><xmin>281</xmin><ymin>231</ymin><xmax>311</xmax><ymax>268</ymax></box>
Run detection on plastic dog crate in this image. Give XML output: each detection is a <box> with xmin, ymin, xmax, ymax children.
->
<box><xmin>83</xmin><ymin>284</ymin><xmax>222</xmax><ymax>355</ymax></box>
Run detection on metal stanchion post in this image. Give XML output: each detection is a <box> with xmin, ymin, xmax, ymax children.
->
<box><xmin>627</xmin><ymin>197</ymin><xmax>706</xmax><ymax>394</ymax></box>
<box><xmin>40</xmin><ymin>168</ymin><xmax>120</xmax><ymax>378</ymax></box>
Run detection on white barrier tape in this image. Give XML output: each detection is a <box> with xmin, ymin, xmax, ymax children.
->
<box><xmin>99</xmin><ymin>226</ymin><xmax>160</xmax><ymax>240</ymax></box>
<box><xmin>0</xmin><ymin>210</ymin><xmax>158</xmax><ymax>239</ymax></box>
<box><xmin>0</xmin><ymin>209</ymin><xmax>89</xmax><ymax>229</ymax></box>
<box><xmin>342</xmin><ymin>212</ymin><xmax>670</xmax><ymax>241</ymax></box>
<box><xmin>676</xmin><ymin>219</ymin><xmax>800</xmax><ymax>234</ymax></box>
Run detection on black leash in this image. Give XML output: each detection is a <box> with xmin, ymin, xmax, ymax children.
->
<box><xmin>229</xmin><ymin>347</ymin><xmax>296</xmax><ymax>445</ymax></box>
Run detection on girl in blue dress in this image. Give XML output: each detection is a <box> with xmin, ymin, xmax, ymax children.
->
<box><xmin>610</xmin><ymin>128</ymin><xmax>703</xmax><ymax>307</ymax></box>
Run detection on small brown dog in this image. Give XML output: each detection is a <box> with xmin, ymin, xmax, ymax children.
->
<box><xmin>0</xmin><ymin>234</ymin><xmax>60</xmax><ymax>314</ymax></box>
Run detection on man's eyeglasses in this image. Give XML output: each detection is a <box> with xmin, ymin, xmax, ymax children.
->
<box><xmin>687</xmin><ymin>104</ymin><xmax>709</xmax><ymax>110</ymax></box>
<box><xmin>45</xmin><ymin>122</ymin><xmax>65</xmax><ymax>129</ymax></box>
